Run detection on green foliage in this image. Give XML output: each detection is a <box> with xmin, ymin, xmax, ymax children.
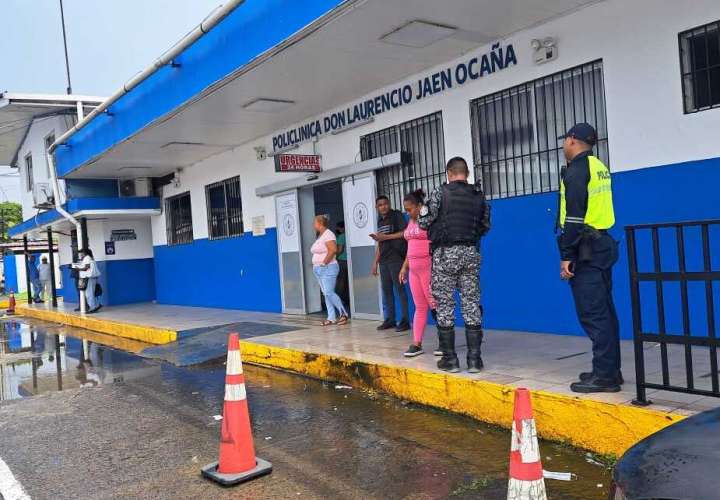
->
<box><xmin>0</xmin><ymin>202</ymin><xmax>22</xmax><ymax>241</ymax></box>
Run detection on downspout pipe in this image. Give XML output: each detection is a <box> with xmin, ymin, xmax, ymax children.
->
<box><xmin>49</xmin><ymin>0</ymin><xmax>245</xmax><ymax>154</ymax></box>
<box><xmin>46</xmin><ymin>149</ymin><xmax>86</xmax><ymax>314</ymax></box>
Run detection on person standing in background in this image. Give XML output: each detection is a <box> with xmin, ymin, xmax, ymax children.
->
<box><xmin>334</xmin><ymin>221</ymin><xmax>350</xmax><ymax>313</ymax></box>
<box><xmin>76</xmin><ymin>248</ymin><xmax>102</xmax><ymax>314</ymax></box>
<box><xmin>419</xmin><ymin>157</ymin><xmax>490</xmax><ymax>373</ymax></box>
<box><xmin>310</xmin><ymin>215</ymin><xmax>349</xmax><ymax>326</ymax></box>
<box><xmin>37</xmin><ymin>256</ymin><xmax>52</xmax><ymax>303</ymax></box>
<box><xmin>370</xmin><ymin>195</ymin><xmax>409</xmax><ymax>332</ymax></box>
<box><xmin>399</xmin><ymin>189</ymin><xmax>439</xmax><ymax>358</ymax></box>
<box><xmin>27</xmin><ymin>254</ymin><xmax>42</xmax><ymax>303</ymax></box>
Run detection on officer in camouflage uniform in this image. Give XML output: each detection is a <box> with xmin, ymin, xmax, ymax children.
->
<box><xmin>419</xmin><ymin>157</ymin><xmax>490</xmax><ymax>373</ymax></box>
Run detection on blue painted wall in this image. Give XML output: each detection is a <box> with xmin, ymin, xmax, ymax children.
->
<box><xmin>481</xmin><ymin>156</ymin><xmax>720</xmax><ymax>339</ymax></box>
<box><xmin>153</xmin><ymin>229</ymin><xmax>282</xmax><ymax>312</ymax></box>
<box><xmin>65</xmin><ymin>179</ymin><xmax>119</xmax><ymax>199</ymax></box>
<box><xmin>148</xmin><ymin>158</ymin><xmax>719</xmax><ymax>340</ymax></box>
<box><xmin>60</xmin><ymin>259</ymin><xmax>156</xmax><ymax>306</ymax></box>
<box><xmin>3</xmin><ymin>254</ymin><xmax>17</xmax><ymax>293</ymax></box>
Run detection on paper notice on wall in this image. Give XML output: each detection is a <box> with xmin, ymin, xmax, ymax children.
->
<box><xmin>252</xmin><ymin>215</ymin><xmax>266</xmax><ymax>236</ymax></box>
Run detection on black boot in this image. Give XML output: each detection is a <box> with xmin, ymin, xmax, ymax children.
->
<box><xmin>436</xmin><ymin>327</ymin><xmax>460</xmax><ymax>373</ymax></box>
<box><xmin>465</xmin><ymin>325</ymin><xmax>484</xmax><ymax>373</ymax></box>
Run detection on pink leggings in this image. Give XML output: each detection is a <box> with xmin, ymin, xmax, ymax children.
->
<box><xmin>408</xmin><ymin>256</ymin><xmax>436</xmax><ymax>344</ymax></box>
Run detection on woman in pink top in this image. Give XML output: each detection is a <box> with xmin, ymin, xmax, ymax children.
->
<box><xmin>399</xmin><ymin>190</ymin><xmax>438</xmax><ymax>357</ymax></box>
<box><xmin>310</xmin><ymin>215</ymin><xmax>348</xmax><ymax>326</ymax></box>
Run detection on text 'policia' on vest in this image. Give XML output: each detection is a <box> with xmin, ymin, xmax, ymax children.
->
<box><xmin>427</xmin><ymin>181</ymin><xmax>490</xmax><ymax>251</ymax></box>
<box><xmin>560</xmin><ymin>155</ymin><xmax>615</xmax><ymax>231</ymax></box>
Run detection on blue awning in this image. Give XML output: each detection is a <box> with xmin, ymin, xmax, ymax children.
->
<box><xmin>9</xmin><ymin>197</ymin><xmax>161</xmax><ymax>237</ymax></box>
<box><xmin>54</xmin><ymin>0</ymin><xmax>346</xmax><ymax>178</ymax></box>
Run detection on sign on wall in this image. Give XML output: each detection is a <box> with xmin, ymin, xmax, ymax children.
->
<box><xmin>252</xmin><ymin>215</ymin><xmax>266</xmax><ymax>236</ymax></box>
<box><xmin>110</xmin><ymin>229</ymin><xmax>137</xmax><ymax>241</ymax></box>
<box><xmin>105</xmin><ymin>241</ymin><xmax>116</xmax><ymax>255</ymax></box>
<box><xmin>274</xmin><ymin>154</ymin><xmax>322</xmax><ymax>173</ymax></box>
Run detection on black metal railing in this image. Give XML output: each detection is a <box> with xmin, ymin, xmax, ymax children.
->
<box><xmin>626</xmin><ymin>219</ymin><xmax>720</xmax><ymax>405</ymax></box>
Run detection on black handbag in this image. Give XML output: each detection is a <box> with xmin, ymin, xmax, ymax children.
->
<box><xmin>77</xmin><ymin>278</ymin><xmax>88</xmax><ymax>291</ymax></box>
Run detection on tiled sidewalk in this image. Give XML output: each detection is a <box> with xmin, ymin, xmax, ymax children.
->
<box><xmin>21</xmin><ymin>301</ymin><xmax>720</xmax><ymax>416</ymax></box>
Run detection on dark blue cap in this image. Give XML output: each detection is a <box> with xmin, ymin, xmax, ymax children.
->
<box><xmin>559</xmin><ymin>123</ymin><xmax>597</xmax><ymax>146</ymax></box>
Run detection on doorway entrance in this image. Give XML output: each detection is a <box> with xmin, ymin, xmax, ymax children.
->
<box><xmin>275</xmin><ymin>173</ymin><xmax>383</xmax><ymax>320</ymax></box>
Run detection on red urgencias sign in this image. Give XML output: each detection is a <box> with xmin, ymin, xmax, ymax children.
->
<box><xmin>274</xmin><ymin>154</ymin><xmax>322</xmax><ymax>173</ymax></box>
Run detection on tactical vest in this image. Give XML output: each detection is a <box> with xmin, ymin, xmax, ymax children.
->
<box><xmin>428</xmin><ymin>182</ymin><xmax>487</xmax><ymax>249</ymax></box>
<box><xmin>560</xmin><ymin>155</ymin><xmax>615</xmax><ymax>230</ymax></box>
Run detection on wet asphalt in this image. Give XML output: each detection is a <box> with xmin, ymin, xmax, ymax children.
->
<box><xmin>0</xmin><ymin>319</ymin><xmax>611</xmax><ymax>499</ymax></box>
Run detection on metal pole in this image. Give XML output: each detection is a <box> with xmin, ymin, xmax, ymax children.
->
<box><xmin>59</xmin><ymin>0</ymin><xmax>73</xmax><ymax>95</ymax></box>
<box><xmin>79</xmin><ymin>218</ymin><xmax>88</xmax><ymax>314</ymax></box>
<box><xmin>23</xmin><ymin>235</ymin><xmax>33</xmax><ymax>304</ymax></box>
<box><xmin>47</xmin><ymin>227</ymin><xmax>58</xmax><ymax>308</ymax></box>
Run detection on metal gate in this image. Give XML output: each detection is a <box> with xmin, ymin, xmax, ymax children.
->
<box><xmin>626</xmin><ymin>219</ymin><xmax>720</xmax><ymax>405</ymax></box>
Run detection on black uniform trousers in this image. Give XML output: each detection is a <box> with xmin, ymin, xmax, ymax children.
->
<box><xmin>379</xmin><ymin>259</ymin><xmax>409</xmax><ymax>324</ymax></box>
<box><xmin>569</xmin><ymin>233</ymin><xmax>620</xmax><ymax>380</ymax></box>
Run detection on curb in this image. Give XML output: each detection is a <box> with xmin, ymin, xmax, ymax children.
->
<box><xmin>238</xmin><ymin>340</ymin><xmax>683</xmax><ymax>457</ymax></box>
<box><xmin>16</xmin><ymin>305</ymin><xmax>177</xmax><ymax>345</ymax></box>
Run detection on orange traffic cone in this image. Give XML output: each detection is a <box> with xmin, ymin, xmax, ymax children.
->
<box><xmin>6</xmin><ymin>291</ymin><xmax>16</xmax><ymax>315</ymax></box>
<box><xmin>507</xmin><ymin>388</ymin><xmax>547</xmax><ymax>500</ymax></box>
<box><xmin>201</xmin><ymin>333</ymin><xmax>272</xmax><ymax>486</ymax></box>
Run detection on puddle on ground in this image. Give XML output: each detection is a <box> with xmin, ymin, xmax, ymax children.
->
<box><xmin>0</xmin><ymin>318</ymin><xmax>158</xmax><ymax>401</ymax></box>
<box><xmin>1</xmin><ymin>318</ymin><xmax>613</xmax><ymax>498</ymax></box>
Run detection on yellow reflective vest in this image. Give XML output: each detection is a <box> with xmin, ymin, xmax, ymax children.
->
<box><xmin>560</xmin><ymin>155</ymin><xmax>615</xmax><ymax>230</ymax></box>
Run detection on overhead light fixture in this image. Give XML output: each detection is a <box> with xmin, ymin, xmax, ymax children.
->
<box><xmin>119</xmin><ymin>166</ymin><xmax>153</xmax><ymax>171</ymax></box>
<box><xmin>380</xmin><ymin>20</ymin><xmax>457</xmax><ymax>48</ymax></box>
<box><xmin>242</xmin><ymin>98</ymin><xmax>296</xmax><ymax>112</ymax></box>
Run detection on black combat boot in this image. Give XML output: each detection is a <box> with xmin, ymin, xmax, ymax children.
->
<box><xmin>436</xmin><ymin>326</ymin><xmax>460</xmax><ymax>373</ymax></box>
<box><xmin>465</xmin><ymin>325</ymin><xmax>484</xmax><ymax>373</ymax></box>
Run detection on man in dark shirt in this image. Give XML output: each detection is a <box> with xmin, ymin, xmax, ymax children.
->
<box><xmin>371</xmin><ymin>195</ymin><xmax>409</xmax><ymax>331</ymax></box>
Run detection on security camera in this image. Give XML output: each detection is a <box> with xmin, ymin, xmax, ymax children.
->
<box><xmin>542</xmin><ymin>37</ymin><xmax>556</xmax><ymax>48</ymax></box>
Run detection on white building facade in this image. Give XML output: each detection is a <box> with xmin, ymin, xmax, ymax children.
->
<box><xmin>14</xmin><ymin>0</ymin><xmax>720</xmax><ymax>337</ymax></box>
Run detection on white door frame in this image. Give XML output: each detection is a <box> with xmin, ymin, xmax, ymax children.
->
<box><xmin>274</xmin><ymin>189</ymin><xmax>306</xmax><ymax>314</ymax></box>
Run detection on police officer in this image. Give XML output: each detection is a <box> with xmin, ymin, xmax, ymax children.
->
<box><xmin>558</xmin><ymin>123</ymin><xmax>622</xmax><ymax>393</ymax></box>
<box><xmin>419</xmin><ymin>157</ymin><xmax>489</xmax><ymax>373</ymax></box>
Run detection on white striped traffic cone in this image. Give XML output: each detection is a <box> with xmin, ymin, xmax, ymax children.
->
<box><xmin>201</xmin><ymin>333</ymin><xmax>272</xmax><ymax>486</ymax></box>
<box><xmin>507</xmin><ymin>388</ymin><xmax>547</xmax><ymax>500</ymax></box>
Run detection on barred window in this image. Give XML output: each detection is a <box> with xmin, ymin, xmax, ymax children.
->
<box><xmin>206</xmin><ymin>176</ymin><xmax>243</xmax><ymax>239</ymax></box>
<box><xmin>470</xmin><ymin>60</ymin><xmax>609</xmax><ymax>200</ymax></box>
<box><xmin>680</xmin><ymin>20</ymin><xmax>720</xmax><ymax>113</ymax></box>
<box><xmin>361</xmin><ymin>111</ymin><xmax>446</xmax><ymax>210</ymax></box>
<box><xmin>165</xmin><ymin>192</ymin><xmax>193</xmax><ymax>245</ymax></box>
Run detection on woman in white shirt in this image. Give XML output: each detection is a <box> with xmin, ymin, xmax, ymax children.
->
<box><xmin>310</xmin><ymin>215</ymin><xmax>348</xmax><ymax>326</ymax></box>
<box><xmin>77</xmin><ymin>248</ymin><xmax>101</xmax><ymax>313</ymax></box>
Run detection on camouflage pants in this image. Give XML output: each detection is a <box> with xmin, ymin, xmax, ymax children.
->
<box><xmin>431</xmin><ymin>246</ymin><xmax>482</xmax><ymax>328</ymax></box>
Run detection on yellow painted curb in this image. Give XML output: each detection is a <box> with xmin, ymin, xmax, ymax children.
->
<box><xmin>16</xmin><ymin>305</ymin><xmax>177</xmax><ymax>345</ymax></box>
<box><xmin>239</xmin><ymin>341</ymin><xmax>683</xmax><ymax>457</ymax></box>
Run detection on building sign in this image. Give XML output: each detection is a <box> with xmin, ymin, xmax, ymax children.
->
<box><xmin>272</xmin><ymin>42</ymin><xmax>517</xmax><ymax>151</ymax></box>
<box><xmin>110</xmin><ymin>229</ymin><xmax>137</xmax><ymax>241</ymax></box>
<box><xmin>274</xmin><ymin>154</ymin><xmax>322</xmax><ymax>173</ymax></box>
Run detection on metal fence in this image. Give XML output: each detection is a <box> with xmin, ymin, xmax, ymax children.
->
<box><xmin>361</xmin><ymin>111</ymin><xmax>445</xmax><ymax>210</ymax></box>
<box><xmin>626</xmin><ymin>219</ymin><xmax>720</xmax><ymax>405</ymax></box>
<box><xmin>470</xmin><ymin>60</ymin><xmax>608</xmax><ymax>200</ymax></box>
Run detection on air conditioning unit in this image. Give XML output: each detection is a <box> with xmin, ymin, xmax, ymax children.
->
<box><xmin>119</xmin><ymin>178</ymin><xmax>152</xmax><ymax>197</ymax></box>
<box><xmin>119</xmin><ymin>179</ymin><xmax>135</xmax><ymax>197</ymax></box>
<box><xmin>32</xmin><ymin>183</ymin><xmax>54</xmax><ymax>209</ymax></box>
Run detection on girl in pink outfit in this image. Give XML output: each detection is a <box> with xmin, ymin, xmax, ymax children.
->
<box><xmin>399</xmin><ymin>190</ymin><xmax>438</xmax><ymax>357</ymax></box>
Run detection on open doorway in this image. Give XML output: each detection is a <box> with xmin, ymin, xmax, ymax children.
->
<box><xmin>298</xmin><ymin>180</ymin><xmax>347</xmax><ymax>316</ymax></box>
